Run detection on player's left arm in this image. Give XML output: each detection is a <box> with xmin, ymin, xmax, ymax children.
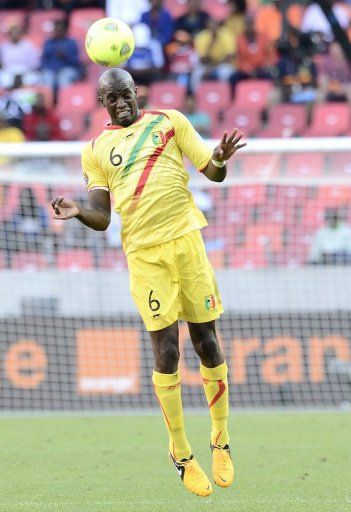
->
<box><xmin>202</xmin><ymin>128</ymin><xmax>247</xmax><ymax>182</ymax></box>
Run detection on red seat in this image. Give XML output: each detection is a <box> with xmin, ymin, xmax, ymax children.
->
<box><xmin>148</xmin><ymin>82</ymin><xmax>186</xmax><ymax>110</ymax></box>
<box><xmin>57</xmin><ymin>82</ymin><xmax>98</xmax><ymax>115</ymax></box>
<box><xmin>303</xmin><ymin>103</ymin><xmax>350</xmax><ymax>137</ymax></box>
<box><xmin>317</xmin><ymin>186</ymin><xmax>351</xmax><ymax>207</ymax></box>
<box><xmin>11</xmin><ymin>252</ymin><xmax>48</xmax><ymax>270</ymax></box>
<box><xmin>228</xmin><ymin>184</ymin><xmax>266</xmax><ymax>205</ymax></box>
<box><xmin>259</xmin><ymin>104</ymin><xmax>307</xmax><ymax>138</ymax></box>
<box><xmin>328</xmin><ymin>152</ymin><xmax>351</xmax><ymax>177</ymax></box>
<box><xmin>203</xmin><ymin>0</ymin><xmax>231</xmax><ymax>21</ymax></box>
<box><xmin>99</xmin><ymin>249</ymin><xmax>127</xmax><ymax>270</ymax></box>
<box><xmin>56</xmin><ymin>250</ymin><xmax>94</xmax><ymax>270</ymax></box>
<box><xmin>59</xmin><ymin>111</ymin><xmax>87</xmax><ymax>140</ymax></box>
<box><xmin>27</xmin><ymin>9</ymin><xmax>66</xmax><ymax>47</ymax></box>
<box><xmin>0</xmin><ymin>10</ymin><xmax>26</xmax><ymax>42</ymax></box>
<box><xmin>212</xmin><ymin>106</ymin><xmax>261</xmax><ymax>137</ymax></box>
<box><xmin>164</xmin><ymin>0</ymin><xmax>188</xmax><ymax>17</ymax></box>
<box><xmin>237</xmin><ymin>154</ymin><xmax>281</xmax><ymax>178</ymax></box>
<box><xmin>69</xmin><ymin>8</ymin><xmax>105</xmax><ymax>63</ymax></box>
<box><xmin>245</xmin><ymin>224</ymin><xmax>284</xmax><ymax>252</ymax></box>
<box><xmin>230</xmin><ymin>245</ymin><xmax>267</xmax><ymax>269</ymax></box>
<box><xmin>81</xmin><ymin>108</ymin><xmax>110</xmax><ymax>140</ymax></box>
<box><xmin>3</xmin><ymin>184</ymin><xmax>49</xmax><ymax>220</ymax></box>
<box><xmin>285</xmin><ymin>153</ymin><xmax>325</xmax><ymax>178</ymax></box>
<box><xmin>195</xmin><ymin>81</ymin><xmax>231</xmax><ymax>119</ymax></box>
<box><xmin>234</xmin><ymin>80</ymin><xmax>274</xmax><ymax>110</ymax></box>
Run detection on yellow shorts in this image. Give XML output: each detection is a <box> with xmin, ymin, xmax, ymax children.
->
<box><xmin>127</xmin><ymin>229</ymin><xmax>224</xmax><ymax>331</ymax></box>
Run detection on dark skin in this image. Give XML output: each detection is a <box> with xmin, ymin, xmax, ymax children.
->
<box><xmin>51</xmin><ymin>68</ymin><xmax>246</xmax><ymax>373</ymax></box>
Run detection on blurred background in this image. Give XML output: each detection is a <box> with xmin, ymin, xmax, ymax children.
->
<box><xmin>0</xmin><ymin>0</ymin><xmax>351</xmax><ymax>412</ymax></box>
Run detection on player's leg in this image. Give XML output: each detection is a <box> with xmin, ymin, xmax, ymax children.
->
<box><xmin>188</xmin><ymin>320</ymin><xmax>234</xmax><ymax>488</ymax></box>
<box><xmin>150</xmin><ymin>322</ymin><xmax>212</xmax><ymax>497</ymax></box>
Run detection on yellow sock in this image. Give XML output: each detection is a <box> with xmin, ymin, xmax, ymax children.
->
<box><xmin>200</xmin><ymin>361</ymin><xmax>229</xmax><ymax>447</ymax></box>
<box><xmin>152</xmin><ymin>369</ymin><xmax>192</xmax><ymax>461</ymax></box>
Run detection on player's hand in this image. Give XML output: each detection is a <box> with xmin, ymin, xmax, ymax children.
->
<box><xmin>51</xmin><ymin>196</ymin><xmax>80</xmax><ymax>220</ymax></box>
<box><xmin>213</xmin><ymin>128</ymin><xmax>247</xmax><ymax>162</ymax></box>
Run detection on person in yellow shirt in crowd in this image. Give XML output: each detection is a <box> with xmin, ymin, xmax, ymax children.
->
<box><xmin>0</xmin><ymin>111</ymin><xmax>25</xmax><ymax>144</ymax></box>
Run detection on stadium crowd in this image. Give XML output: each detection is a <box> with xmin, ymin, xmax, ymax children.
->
<box><xmin>2</xmin><ymin>0</ymin><xmax>351</xmax><ymax>270</ymax></box>
<box><xmin>0</xmin><ymin>0</ymin><xmax>351</xmax><ymax>140</ymax></box>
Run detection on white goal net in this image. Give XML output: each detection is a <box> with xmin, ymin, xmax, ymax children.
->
<box><xmin>0</xmin><ymin>138</ymin><xmax>351</xmax><ymax>411</ymax></box>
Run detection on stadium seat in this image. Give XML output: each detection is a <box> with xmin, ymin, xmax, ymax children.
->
<box><xmin>234</xmin><ymin>80</ymin><xmax>274</xmax><ymax>110</ymax></box>
<box><xmin>303</xmin><ymin>200</ymin><xmax>327</xmax><ymax>228</ymax></box>
<box><xmin>56</xmin><ymin>250</ymin><xmax>94</xmax><ymax>270</ymax></box>
<box><xmin>148</xmin><ymin>82</ymin><xmax>186</xmax><ymax>111</ymax></box>
<box><xmin>230</xmin><ymin>245</ymin><xmax>267</xmax><ymax>269</ymax></box>
<box><xmin>59</xmin><ymin>111</ymin><xmax>87</xmax><ymax>140</ymax></box>
<box><xmin>0</xmin><ymin>10</ymin><xmax>26</xmax><ymax>42</ymax></box>
<box><xmin>285</xmin><ymin>153</ymin><xmax>325</xmax><ymax>178</ymax></box>
<box><xmin>195</xmin><ymin>81</ymin><xmax>231</xmax><ymax>119</ymax></box>
<box><xmin>245</xmin><ymin>224</ymin><xmax>284</xmax><ymax>252</ymax></box>
<box><xmin>237</xmin><ymin>154</ymin><xmax>281</xmax><ymax>178</ymax></box>
<box><xmin>303</xmin><ymin>103</ymin><xmax>350</xmax><ymax>137</ymax></box>
<box><xmin>259</xmin><ymin>104</ymin><xmax>307</xmax><ymax>138</ymax></box>
<box><xmin>3</xmin><ymin>184</ymin><xmax>49</xmax><ymax>220</ymax></box>
<box><xmin>202</xmin><ymin>0</ymin><xmax>231</xmax><ymax>21</ymax></box>
<box><xmin>11</xmin><ymin>252</ymin><xmax>48</xmax><ymax>271</ymax></box>
<box><xmin>56</xmin><ymin>82</ymin><xmax>98</xmax><ymax>116</ymax></box>
<box><xmin>317</xmin><ymin>186</ymin><xmax>351</xmax><ymax>207</ymax></box>
<box><xmin>69</xmin><ymin>7</ymin><xmax>105</xmax><ymax>62</ymax></box>
<box><xmin>212</xmin><ymin>106</ymin><xmax>261</xmax><ymax>138</ymax></box>
<box><xmin>27</xmin><ymin>9</ymin><xmax>66</xmax><ymax>47</ymax></box>
<box><xmin>99</xmin><ymin>249</ymin><xmax>127</xmax><ymax>270</ymax></box>
<box><xmin>81</xmin><ymin>108</ymin><xmax>110</xmax><ymax>140</ymax></box>
<box><xmin>228</xmin><ymin>184</ymin><xmax>266</xmax><ymax>205</ymax></box>
<box><xmin>164</xmin><ymin>0</ymin><xmax>188</xmax><ymax>18</ymax></box>
<box><xmin>328</xmin><ymin>152</ymin><xmax>351</xmax><ymax>177</ymax></box>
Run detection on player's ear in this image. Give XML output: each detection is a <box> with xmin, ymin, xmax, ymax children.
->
<box><xmin>98</xmin><ymin>94</ymin><xmax>104</xmax><ymax>107</ymax></box>
<box><xmin>134</xmin><ymin>86</ymin><xmax>138</xmax><ymax>98</ymax></box>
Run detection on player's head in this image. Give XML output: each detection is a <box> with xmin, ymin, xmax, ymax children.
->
<box><xmin>98</xmin><ymin>68</ymin><xmax>139</xmax><ymax>127</ymax></box>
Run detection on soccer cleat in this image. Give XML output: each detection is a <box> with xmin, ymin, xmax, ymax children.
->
<box><xmin>169</xmin><ymin>452</ymin><xmax>213</xmax><ymax>497</ymax></box>
<box><xmin>211</xmin><ymin>443</ymin><xmax>234</xmax><ymax>487</ymax></box>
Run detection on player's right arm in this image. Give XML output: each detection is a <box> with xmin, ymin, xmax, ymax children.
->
<box><xmin>51</xmin><ymin>189</ymin><xmax>111</xmax><ymax>231</ymax></box>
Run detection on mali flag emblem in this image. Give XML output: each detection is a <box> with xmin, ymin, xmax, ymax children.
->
<box><xmin>152</xmin><ymin>131</ymin><xmax>166</xmax><ymax>146</ymax></box>
<box><xmin>204</xmin><ymin>294</ymin><xmax>216</xmax><ymax>310</ymax></box>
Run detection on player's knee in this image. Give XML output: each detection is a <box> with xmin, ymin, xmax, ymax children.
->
<box><xmin>194</xmin><ymin>336</ymin><xmax>222</xmax><ymax>366</ymax></box>
<box><xmin>155</xmin><ymin>342</ymin><xmax>180</xmax><ymax>373</ymax></box>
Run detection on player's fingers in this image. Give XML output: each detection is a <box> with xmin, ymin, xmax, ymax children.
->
<box><xmin>227</xmin><ymin>128</ymin><xmax>238</xmax><ymax>143</ymax></box>
<box><xmin>220</xmin><ymin>131</ymin><xmax>228</xmax><ymax>145</ymax></box>
<box><xmin>234</xmin><ymin>142</ymin><xmax>247</xmax><ymax>150</ymax></box>
<box><xmin>233</xmin><ymin>133</ymin><xmax>244</xmax><ymax>145</ymax></box>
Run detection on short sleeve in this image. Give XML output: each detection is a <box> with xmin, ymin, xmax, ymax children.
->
<box><xmin>166</xmin><ymin>109</ymin><xmax>212</xmax><ymax>172</ymax></box>
<box><xmin>81</xmin><ymin>141</ymin><xmax>109</xmax><ymax>191</ymax></box>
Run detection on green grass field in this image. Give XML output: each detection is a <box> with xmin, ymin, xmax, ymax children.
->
<box><xmin>0</xmin><ymin>411</ymin><xmax>350</xmax><ymax>512</ymax></box>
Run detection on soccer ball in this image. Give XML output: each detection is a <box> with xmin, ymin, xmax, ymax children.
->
<box><xmin>85</xmin><ymin>18</ymin><xmax>135</xmax><ymax>67</ymax></box>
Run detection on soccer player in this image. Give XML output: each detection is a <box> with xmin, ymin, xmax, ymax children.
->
<box><xmin>51</xmin><ymin>68</ymin><xmax>246</xmax><ymax>497</ymax></box>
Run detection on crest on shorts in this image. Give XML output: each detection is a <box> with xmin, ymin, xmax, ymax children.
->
<box><xmin>204</xmin><ymin>294</ymin><xmax>216</xmax><ymax>310</ymax></box>
<box><xmin>152</xmin><ymin>131</ymin><xmax>166</xmax><ymax>146</ymax></box>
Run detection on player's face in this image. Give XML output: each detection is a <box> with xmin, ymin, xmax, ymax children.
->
<box><xmin>100</xmin><ymin>82</ymin><xmax>139</xmax><ymax>127</ymax></box>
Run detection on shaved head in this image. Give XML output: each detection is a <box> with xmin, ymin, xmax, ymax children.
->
<box><xmin>98</xmin><ymin>68</ymin><xmax>140</xmax><ymax>127</ymax></box>
<box><xmin>98</xmin><ymin>68</ymin><xmax>134</xmax><ymax>93</ymax></box>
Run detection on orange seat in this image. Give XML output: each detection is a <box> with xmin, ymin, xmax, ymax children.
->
<box><xmin>245</xmin><ymin>224</ymin><xmax>284</xmax><ymax>252</ymax></box>
<box><xmin>212</xmin><ymin>106</ymin><xmax>261</xmax><ymax>137</ymax></box>
<box><xmin>11</xmin><ymin>252</ymin><xmax>48</xmax><ymax>270</ymax></box>
<box><xmin>27</xmin><ymin>9</ymin><xmax>66</xmax><ymax>47</ymax></box>
<box><xmin>57</xmin><ymin>82</ymin><xmax>98</xmax><ymax>115</ymax></box>
<box><xmin>196</xmin><ymin>81</ymin><xmax>231</xmax><ymax>119</ymax></box>
<box><xmin>259</xmin><ymin>104</ymin><xmax>307</xmax><ymax>138</ymax></box>
<box><xmin>285</xmin><ymin>153</ymin><xmax>325</xmax><ymax>178</ymax></box>
<box><xmin>303</xmin><ymin>103</ymin><xmax>350</xmax><ymax>137</ymax></box>
<box><xmin>148</xmin><ymin>81</ymin><xmax>186</xmax><ymax>110</ymax></box>
<box><xmin>59</xmin><ymin>110</ymin><xmax>87</xmax><ymax>140</ymax></box>
<box><xmin>234</xmin><ymin>154</ymin><xmax>281</xmax><ymax>178</ymax></box>
<box><xmin>317</xmin><ymin>186</ymin><xmax>351</xmax><ymax>206</ymax></box>
<box><xmin>81</xmin><ymin>108</ymin><xmax>110</xmax><ymax>140</ymax></box>
<box><xmin>228</xmin><ymin>184</ymin><xmax>266</xmax><ymax>205</ymax></box>
<box><xmin>56</xmin><ymin>250</ymin><xmax>94</xmax><ymax>270</ymax></box>
<box><xmin>234</xmin><ymin>80</ymin><xmax>274</xmax><ymax>110</ymax></box>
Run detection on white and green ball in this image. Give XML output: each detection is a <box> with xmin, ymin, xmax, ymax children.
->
<box><xmin>85</xmin><ymin>17</ymin><xmax>135</xmax><ymax>67</ymax></box>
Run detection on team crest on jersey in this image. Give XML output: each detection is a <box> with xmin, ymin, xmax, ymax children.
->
<box><xmin>204</xmin><ymin>294</ymin><xmax>216</xmax><ymax>310</ymax></box>
<box><xmin>152</xmin><ymin>131</ymin><xmax>166</xmax><ymax>146</ymax></box>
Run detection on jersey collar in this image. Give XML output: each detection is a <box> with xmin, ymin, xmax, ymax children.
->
<box><xmin>105</xmin><ymin>110</ymin><xmax>145</xmax><ymax>130</ymax></box>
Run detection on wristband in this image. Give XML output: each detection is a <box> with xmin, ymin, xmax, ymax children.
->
<box><xmin>211</xmin><ymin>158</ymin><xmax>227</xmax><ymax>168</ymax></box>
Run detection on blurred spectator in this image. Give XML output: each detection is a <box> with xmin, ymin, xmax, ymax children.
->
<box><xmin>183</xmin><ymin>94</ymin><xmax>211</xmax><ymax>137</ymax></box>
<box><xmin>126</xmin><ymin>23</ymin><xmax>164</xmax><ymax>85</ymax></box>
<box><xmin>166</xmin><ymin>30</ymin><xmax>198</xmax><ymax>89</ymax></box>
<box><xmin>224</xmin><ymin>0</ymin><xmax>246</xmax><ymax>39</ymax></box>
<box><xmin>41</xmin><ymin>20</ymin><xmax>83</xmax><ymax>96</ymax></box>
<box><xmin>23</xmin><ymin>93</ymin><xmax>62</xmax><ymax>141</ymax></box>
<box><xmin>0</xmin><ymin>25</ymin><xmax>41</xmax><ymax>89</ymax></box>
<box><xmin>51</xmin><ymin>0</ymin><xmax>104</xmax><ymax>10</ymax></box>
<box><xmin>301</xmin><ymin>1</ymin><xmax>349</xmax><ymax>42</ymax></box>
<box><xmin>175</xmin><ymin>0</ymin><xmax>210</xmax><ymax>36</ymax></box>
<box><xmin>106</xmin><ymin>0</ymin><xmax>149</xmax><ymax>26</ymax></box>
<box><xmin>275</xmin><ymin>37</ymin><xmax>317</xmax><ymax>103</ymax></box>
<box><xmin>230</xmin><ymin>14</ymin><xmax>276</xmax><ymax>91</ymax></box>
<box><xmin>0</xmin><ymin>83</ymin><xmax>25</xmax><ymax>129</ymax></box>
<box><xmin>0</xmin><ymin>110</ymin><xmax>24</xmax><ymax>143</ymax></box>
<box><xmin>317</xmin><ymin>42</ymin><xmax>351</xmax><ymax>102</ymax></box>
<box><xmin>141</xmin><ymin>0</ymin><xmax>174</xmax><ymax>46</ymax></box>
<box><xmin>255</xmin><ymin>0</ymin><xmax>284</xmax><ymax>43</ymax></box>
<box><xmin>193</xmin><ymin>19</ymin><xmax>236</xmax><ymax>89</ymax></box>
<box><xmin>9</xmin><ymin>187</ymin><xmax>49</xmax><ymax>252</ymax></box>
<box><xmin>308</xmin><ymin>208</ymin><xmax>351</xmax><ymax>265</ymax></box>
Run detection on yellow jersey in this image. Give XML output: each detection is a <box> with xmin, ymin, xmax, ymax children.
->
<box><xmin>81</xmin><ymin>109</ymin><xmax>212</xmax><ymax>255</ymax></box>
